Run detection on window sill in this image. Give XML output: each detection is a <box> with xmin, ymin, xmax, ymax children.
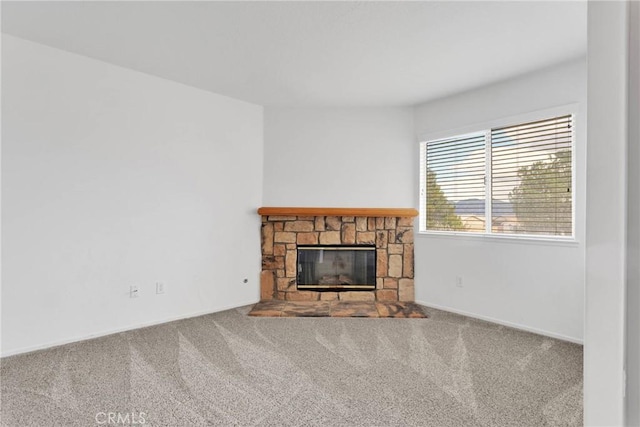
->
<box><xmin>416</xmin><ymin>230</ymin><xmax>580</xmax><ymax>247</ymax></box>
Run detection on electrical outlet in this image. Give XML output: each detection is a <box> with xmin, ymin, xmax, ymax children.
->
<box><xmin>455</xmin><ymin>276</ymin><xmax>463</xmax><ymax>288</ymax></box>
<box><xmin>156</xmin><ymin>282</ymin><xmax>165</xmax><ymax>294</ymax></box>
<box><xmin>130</xmin><ymin>285</ymin><xmax>139</xmax><ymax>298</ymax></box>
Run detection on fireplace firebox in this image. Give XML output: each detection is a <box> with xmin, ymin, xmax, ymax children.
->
<box><xmin>297</xmin><ymin>245</ymin><xmax>376</xmax><ymax>291</ymax></box>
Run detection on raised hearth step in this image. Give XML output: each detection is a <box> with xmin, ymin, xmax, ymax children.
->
<box><xmin>248</xmin><ymin>301</ymin><xmax>428</xmax><ymax>318</ymax></box>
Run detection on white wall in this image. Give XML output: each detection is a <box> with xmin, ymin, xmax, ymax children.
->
<box><xmin>627</xmin><ymin>3</ymin><xmax>640</xmax><ymax>425</ymax></box>
<box><xmin>1</xmin><ymin>36</ymin><xmax>264</xmax><ymax>356</ymax></box>
<box><xmin>413</xmin><ymin>59</ymin><xmax>587</xmax><ymax>342</ymax></box>
<box><xmin>584</xmin><ymin>3</ymin><xmax>628</xmax><ymax>425</ymax></box>
<box><xmin>263</xmin><ymin>107</ymin><xmax>414</xmax><ymax>207</ymax></box>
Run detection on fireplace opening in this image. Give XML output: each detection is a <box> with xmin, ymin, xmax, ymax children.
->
<box><xmin>297</xmin><ymin>245</ymin><xmax>376</xmax><ymax>291</ymax></box>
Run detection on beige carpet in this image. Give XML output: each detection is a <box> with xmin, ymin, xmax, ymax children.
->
<box><xmin>0</xmin><ymin>305</ymin><xmax>583</xmax><ymax>426</ymax></box>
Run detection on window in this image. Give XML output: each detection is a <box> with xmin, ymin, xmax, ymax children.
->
<box><xmin>419</xmin><ymin>114</ymin><xmax>574</xmax><ymax>239</ymax></box>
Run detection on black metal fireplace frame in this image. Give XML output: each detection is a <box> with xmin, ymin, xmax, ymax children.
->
<box><xmin>296</xmin><ymin>244</ymin><xmax>377</xmax><ymax>291</ymax></box>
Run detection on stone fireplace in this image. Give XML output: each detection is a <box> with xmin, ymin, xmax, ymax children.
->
<box><xmin>258</xmin><ymin>207</ymin><xmax>418</xmax><ymax>302</ymax></box>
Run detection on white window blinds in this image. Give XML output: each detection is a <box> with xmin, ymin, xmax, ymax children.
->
<box><xmin>491</xmin><ymin>115</ymin><xmax>573</xmax><ymax>236</ymax></box>
<box><xmin>420</xmin><ymin>114</ymin><xmax>574</xmax><ymax>239</ymax></box>
<box><xmin>424</xmin><ymin>132</ymin><xmax>486</xmax><ymax>232</ymax></box>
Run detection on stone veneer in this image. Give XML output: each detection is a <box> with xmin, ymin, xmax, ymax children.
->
<box><xmin>260</xmin><ymin>215</ymin><xmax>415</xmax><ymax>302</ymax></box>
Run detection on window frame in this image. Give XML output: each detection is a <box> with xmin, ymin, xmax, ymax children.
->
<box><xmin>418</xmin><ymin>106</ymin><xmax>578</xmax><ymax>243</ymax></box>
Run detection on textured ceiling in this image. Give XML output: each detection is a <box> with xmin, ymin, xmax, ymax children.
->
<box><xmin>2</xmin><ymin>1</ymin><xmax>587</xmax><ymax>107</ymax></box>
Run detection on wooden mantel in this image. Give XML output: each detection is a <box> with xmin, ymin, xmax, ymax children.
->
<box><xmin>257</xmin><ymin>207</ymin><xmax>418</xmax><ymax>217</ymax></box>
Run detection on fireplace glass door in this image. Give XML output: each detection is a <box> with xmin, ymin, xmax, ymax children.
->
<box><xmin>297</xmin><ymin>245</ymin><xmax>376</xmax><ymax>291</ymax></box>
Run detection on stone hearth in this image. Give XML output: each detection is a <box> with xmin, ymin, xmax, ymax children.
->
<box><xmin>249</xmin><ymin>300</ymin><xmax>427</xmax><ymax>318</ymax></box>
<box><xmin>258</xmin><ymin>207</ymin><xmax>418</xmax><ymax>302</ymax></box>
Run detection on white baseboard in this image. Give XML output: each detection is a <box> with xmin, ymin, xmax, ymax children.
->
<box><xmin>415</xmin><ymin>300</ymin><xmax>584</xmax><ymax>345</ymax></box>
<box><xmin>1</xmin><ymin>299</ymin><xmax>260</xmax><ymax>358</ymax></box>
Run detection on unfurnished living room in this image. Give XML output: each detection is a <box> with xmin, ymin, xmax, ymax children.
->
<box><xmin>1</xmin><ymin>1</ymin><xmax>638</xmax><ymax>426</ymax></box>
